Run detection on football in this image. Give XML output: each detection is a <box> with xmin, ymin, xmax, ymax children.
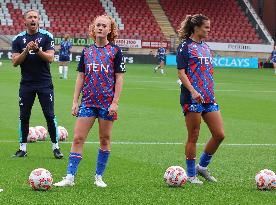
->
<box><xmin>28</xmin><ymin>168</ymin><xmax>53</xmax><ymax>191</ymax></box>
<box><xmin>27</xmin><ymin>127</ymin><xmax>39</xmax><ymax>142</ymax></box>
<box><xmin>58</xmin><ymin>126</ymin><xmax>68</xmax><ymax>141</ymax></box>
<box><xmin>255</xmin><ymin>169</ymin><xmax>276</xmax><ymax>190</ymax></box>
<box><xmin>260</xmin><ymin>169</ymin><xmax>275</xmax><ymax>176</ymax></box>
<box><xmin>35</xmin><ymin>126</ymin><xmax>48</xmax><ymax>141</ymax></box>
<box><xmin>269</xmin><ymin>175</ymin><xmax>276</xmax><ymax>190</ymax></box>
<box><xmin>164</xmin><ymin>166</ymin><xmax>187</xmax><ymax>187</ymax></box>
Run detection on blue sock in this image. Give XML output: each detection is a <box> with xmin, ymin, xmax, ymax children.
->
<box><xmin>96</xmin><ymin>149</ymin><xmax>110</xmax><ymax>176</ymax></box>
<box><xmin>186</xmin><ymin>159</ymin><xmax>196</xmax><ymax>177</ymax></box>
<box><xmin>199</xmin><ymin>152</ymin><xmax>213</xmax><ymax>168</ymax></box>
<box><xmin>67</xmin><ymin>152</ymin><xmax>82</xmax><ymax>176</ymax></box>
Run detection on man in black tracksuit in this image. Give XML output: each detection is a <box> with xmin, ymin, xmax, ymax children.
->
<box><xmin>12</xmin><ymin>10</ymin><xmax>63</xmax><ymax>159</ymax></box>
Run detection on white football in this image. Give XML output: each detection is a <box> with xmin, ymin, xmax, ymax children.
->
<box><xmin>260</xmin><ymin>169</ymin><xmax>275</xmax><ymax>176</ymax></box>
<box><xmin>58</xmin><ymin>126</ymin><xmax>68</xmax><ymax>141</ymax></box>
<box><xmin>164</xmin><ymin>166</ymin><xmax>187</xmax><ymax>187</ymax></box>
<box><xmin>27</xmin><ymin>127</ymin><xmax>39</xmax><ymax>142</ymax></box>
<box><xmin>28</xmin><ymin>168</ymin><xmax>53</xmax><ymax>191</ymax></box>
<box><xmin>35</xmin><ymin>126</ymin><xmax>48</xmax><ymax>141</ymax></box>
<box><xmin>269</xmin><ymin>175</ymin><xmax>276</xmax><ymax>190</ymax></box>
<box><xmin>255</xmin><ymin>170</ymin><xmax>274</xmax><ymax>190</ymax></box>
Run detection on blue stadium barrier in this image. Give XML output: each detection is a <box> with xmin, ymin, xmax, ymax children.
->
<box><xmin>166</xmin><ymin>55</ymin><xmax>259</xmax><ymax>69</ymax></box>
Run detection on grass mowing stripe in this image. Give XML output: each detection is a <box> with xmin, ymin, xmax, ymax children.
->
<box><xmin>1</xmin><ymin>140</ymin><xmax>276</xmax><ymax>146</ymax></box>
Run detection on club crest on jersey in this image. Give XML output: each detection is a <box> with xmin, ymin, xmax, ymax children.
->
<box><xmin>36</xmin><ymin>38</ymin><xmax>42</xmax><ymax>44</ymax></box>
<box><xmin>87</xmin><ymin>63</ymin><xmax>109</xmax><ymax>73</ymax></box>
<box><xmin>23</xmin><ymin>38</ymin><xmax>26</xmax><ymax>44</ymax></box>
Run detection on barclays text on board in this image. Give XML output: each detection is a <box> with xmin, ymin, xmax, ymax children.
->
<box><xmin>212</xmin><ymin>57</ymin><xmax>258</xmax><ymax>68</ymax></box>
<box><xmin>166</xmin><ymin>55</ymin><xmax>258</xmax><ymax>69</ymax></box>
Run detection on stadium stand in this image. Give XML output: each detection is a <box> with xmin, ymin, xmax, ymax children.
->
<box><xmin>0</xmin><ymin>0</ymin><xmax>270</xmax><ymax>44</ymax></box>
<box><xmin>42</xmin><ymin>0</ymin><xmax>105</xmax><ymax>38</ymax></box>
<box><xmin>159</xmin><ymin>0</ymin><xmax>263</xmax><ymax>44</ymax></box>
<box><xmin>111</xmin><ymin>0</ymin><xmax>166</xmax><ymax>41</ymax></box>
<box><xmin>0</xmin><ymin>0</ymin><xmax>166</xmax><ymax>41</ymax></box>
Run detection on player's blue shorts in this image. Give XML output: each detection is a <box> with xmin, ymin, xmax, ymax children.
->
<box><xmin>272</xmin><ymin>58</ymin><xmax>276</xmax><ymax>63</ymax></box>
<box><xmin>59</xmin><ymin>54</ymin><xmax>70</xmax><ymax>62</ymax></box>
<box><xmin>77</xmin><ymin>105</ymin><xmax>117</xmax><ymax>121</ymax></box>
<box><xmin>158</xmin><ymin>57</ymin><xmax>165</xmax><ymax>63</ymax></box>
<box><xmin>182</xmin><ymin>103</ymin><xmax>220</xmax><ymax>116</ymax></box>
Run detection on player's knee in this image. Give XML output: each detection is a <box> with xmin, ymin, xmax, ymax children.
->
<box><xmin>187</xmin><ymin>128</ymin><xmax>200</xmax><ymax>143</ymax></box>
<box><xmin>20</xmin><ymin>117</ymin><xmax>29</xmax><ymax>123</ymax></box>
<box><xmin>43</xmin><ymin>112</ymin><xmax>55</xmax><ymax>124</ymax></box>
<box><xmin>214</xmin><ymin>131</ymin><xmax>225</xmax><ymax>142</ymax></box>
<box><xmin>99</xmin><ymin>135</ymin><xmax>111</xmax><ymax>147</ymax></box>
<box><xmin>73</xmin><ymin>134</ymin><xmax>86</xmax><ymax>145</ymax></box>
<box><xmin>44</xmin><ymin>114</ymin><xmax>55</xmax><ymax>122</ymax></box>
<box><xmin>20</xmin><ymin>114</ymin><xmax>31</xmax><ymax>122</ymax></box>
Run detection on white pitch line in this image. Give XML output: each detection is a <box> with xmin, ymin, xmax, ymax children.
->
<box><xmin>216</xmin><ymin>90</ymin><xmax>276</xmax><ymax>93</ymax></box>
<box><xmin>128</xmin><ymin>81</ymin><xmax>265</xmax><ymax>86</ymax></box>
<box><xmin>124</xmin><ymin>87</ymin><xmax>276</xmax><ymax>93</ymax></box>
<box><xmin>1</xmin><ymin>140</ymin><xmax>276</xmax><ymax>146</ymax></box>
<box><xmin>130</xmin><ymin>80</ymin><xmax>177</xmax><ymax>84</ymax></box>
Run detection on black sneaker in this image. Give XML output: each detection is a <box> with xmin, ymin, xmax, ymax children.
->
<box><xmin>53</xmin><ymin>148</ymin><xmax>63</xmax><ymax>159</ymax></box>
<box><xmin>13</xmin><ymin>150</ymin><xmax>27</xmax><ymax>157</ymax></box>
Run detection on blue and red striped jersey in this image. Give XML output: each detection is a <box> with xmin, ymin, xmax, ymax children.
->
<box><xmin>77</xmin><ymin>43</ymin><xmax>126</xmax><ymax>110</ymax></box>
<box><xmin>177</xmin><ymin>38</ymin><xmax>215</xmax><ymax>104</ymax></box>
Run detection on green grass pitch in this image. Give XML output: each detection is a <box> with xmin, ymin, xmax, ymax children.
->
<box><xmin>0</xmin><ymin>59</ymin><xmax>276</xmax><ymax>204</ymax></box>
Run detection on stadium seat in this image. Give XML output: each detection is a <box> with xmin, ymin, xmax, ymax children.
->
<box><xmin>0</xmin><ymin>0</ymin><xmax>264</xmax><ymax>44</ymax></box>
<box><xmin>159</xmin><ymin>0</ymin><xmax>263</xmax><ymax>44</ymax></box>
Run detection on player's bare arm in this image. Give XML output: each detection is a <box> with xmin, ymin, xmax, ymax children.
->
<box><xmin>12</xmin><ymin>41</ymin><xmax>34</xmax><ymax>66</ymax></box>
<box><xmin>12</xmin><ymin>51</ymin><xmax>27</xmax><ymax>67</ymax></box>
<box><xmin>37</xmin><ymin>49</ymin><xmax>54</xmax><ymax>63</ymax></box>
<box><xmin>108</xmin><ymin>73</ymin><xmax>124</xmax><ymax>116</ymax></box>
<box><xmin>178</xmin><ymin>69</ymin><xmax>204</xmax><ymax>103</ymax></box>
<box><xmin>33</xmin><ymin>40</ymin><xmax>54</xmax><ymax>63</ymax></box>
<box><xmin>72</xmin><ymin>72</ymin><xmax>84</xmax><ymax>116</ymax></box>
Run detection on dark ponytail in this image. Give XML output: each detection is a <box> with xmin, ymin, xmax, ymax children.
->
<box><xmin>178</xmin><ymin>14</ymin><xmax>209</xmax><ymax>41</ymax></box>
